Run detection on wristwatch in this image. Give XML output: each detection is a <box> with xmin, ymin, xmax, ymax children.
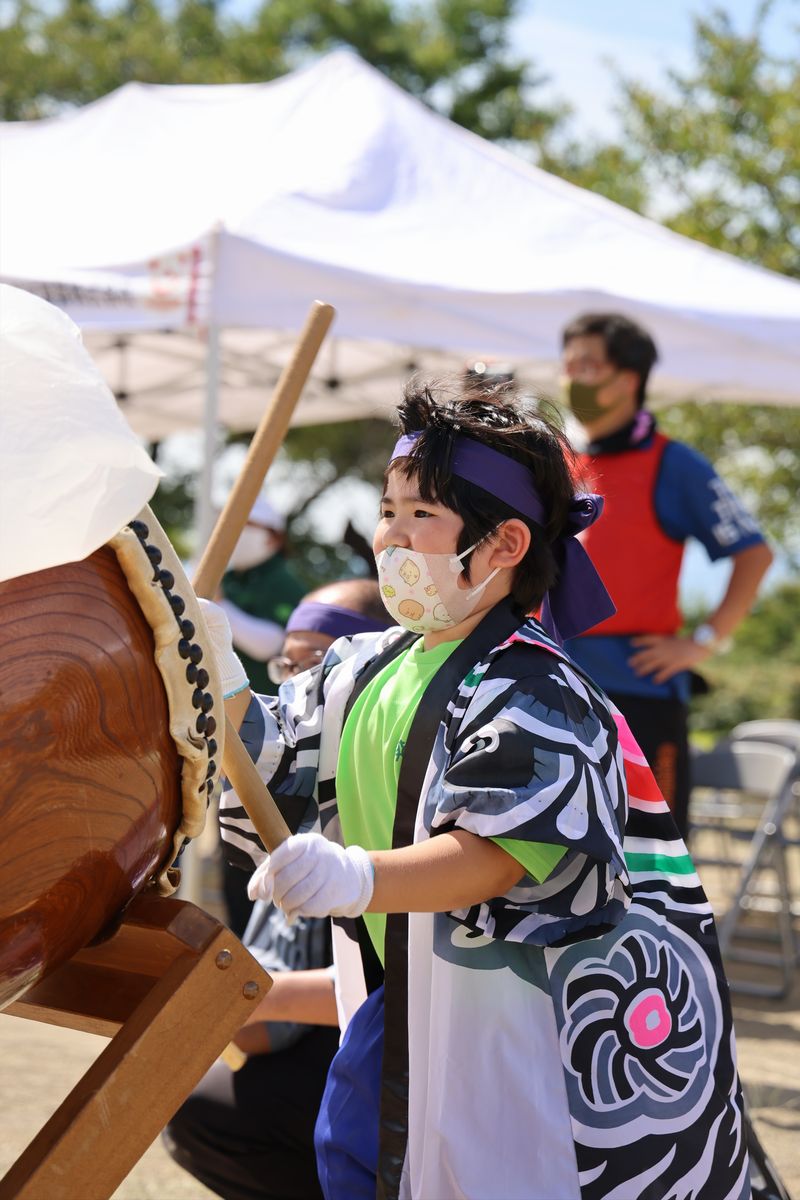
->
<box><xmin>692</xmin><ymin>623</ymin><xmax>732</xmax><ymax>654</ymax></box>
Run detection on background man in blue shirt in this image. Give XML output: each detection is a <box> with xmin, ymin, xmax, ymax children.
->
<box><xmin>561</xmin><ymin>312</ymin><xmax>773</xmax><ymax>837</ymax></box>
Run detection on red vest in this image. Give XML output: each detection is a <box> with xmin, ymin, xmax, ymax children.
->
<box><xmin>577</xmin><ymin>433</ymin><xmax>684</xmax><ymax>636</ymax></box>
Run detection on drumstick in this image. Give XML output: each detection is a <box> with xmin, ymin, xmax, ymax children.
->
<box><xmin>193</xmin><ymin>300</ymin><xmax>335</xmax><ymax>598</ymax></box>
<box><xmin>221</xmin><ymin>713</ymin><xmax>291</xmax><ymax>851</ymax></box>
<box><xmin>192</xmin><ymin>300</ymin><xmax>335</xmax><ymax>853</ymax></box>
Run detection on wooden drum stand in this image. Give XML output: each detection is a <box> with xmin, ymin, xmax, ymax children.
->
<box><xmin>0</xmin><ymin>894</ymin><xmax>269</xmax><ymax>1199</ymax></box>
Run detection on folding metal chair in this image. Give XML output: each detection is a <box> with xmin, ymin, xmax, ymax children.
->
<box><xmin>728</xmin><ymin>720</ymin><xmax>800</xmax><ymax>754</ymax></box>
<box><xmin>727</xmin><ymin>721</ymin><xmax>800</xmax><ymax>913</ymax></box>
<box><xmin>689</xmin><ymin>738</ymin><xmax>799</xmax><ymax>998</ymax></box>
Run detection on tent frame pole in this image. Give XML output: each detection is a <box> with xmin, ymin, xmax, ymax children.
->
<box><xmin>178</xmin><ymin>320</ymin><xmax>220</xmax><ymax>909</ymax></box>
<box><xmin>198</xmin><ymin>322</ymin><xmax>220</xmax><ymax>554</ymax></box>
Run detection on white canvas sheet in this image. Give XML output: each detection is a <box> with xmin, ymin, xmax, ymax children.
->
<box><xmin>0</xmin><ymin>285</ymin><xmax>160</xmax><ymax>580</ymax></box>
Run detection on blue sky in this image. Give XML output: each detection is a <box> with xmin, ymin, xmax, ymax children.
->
<box><xmin>511</xmin><ymin>0</ymin><xmax>797</xmax><ymax>140</ymax></box>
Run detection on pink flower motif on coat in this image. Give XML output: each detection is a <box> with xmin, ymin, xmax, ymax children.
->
<box><xmin>626</xmin><ymin>988</ymin><xmax>673</xmax><ymax>1049</ymax></box>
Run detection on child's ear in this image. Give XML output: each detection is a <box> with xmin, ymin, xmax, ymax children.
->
<box><xmin>490</xmin><ymin>519</ymin><xmax>530</xmax><ymax>568</ymax></box>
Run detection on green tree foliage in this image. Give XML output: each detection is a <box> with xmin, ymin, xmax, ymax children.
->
<box><xmin>0</xmin><ymin>0</ymin><xmax>227</xmax><ymax>117</ymax></box>
<box><xmin>283</xmin><ymin>418</ymin><xmax>393</xmax><ymax>491</ymax></box>
<box><xmin>556</xmin><ymin>3</ymin><xmax>800</xmax><ymax>275</ymax></box>
<box><xmin>148</xmin><ymin>466</ymin><xmax>197</xmax><ymax>558</ymax></box>
<box><xmin>0</xmin><ymin>0</ymin><xmax>562</xmax><ymax>145</ymax></box>
<box><xmin>538</xmin><ymin>139</ymin><xmax>649</xmax><ymax>213</ymax></box>
<box><xmin>274</xmin><ymin>419</ymin><xmax>394</xmax><ymax>580</ymax></box>
<box><xmin>690</xmin><ymin>582</ymin><xmax>800</xmax><ymax>734</ymax></box>
<box><xmin>619</xmin><ymin>2</ymin><xmax>800</xmax><ymax>278</ymax></box>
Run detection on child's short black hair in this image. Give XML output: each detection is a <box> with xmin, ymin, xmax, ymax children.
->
<box><xmin>388</xmin><ymin>380</ymin><xmax>578</xmax><ymax>615</ymax></box>
<box><xmin>561</xmin><ymin>312</ymin><xmax>658</xmax><ymax>407</ymax></box>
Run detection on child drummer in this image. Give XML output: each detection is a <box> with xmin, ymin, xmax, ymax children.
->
<box><xmin>204</xmin><ymin>381</ymin><xmax>749</xmax><ymax>1200</ymax></box>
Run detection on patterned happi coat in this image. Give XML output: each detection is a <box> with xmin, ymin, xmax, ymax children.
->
<box><xmin>220</xmin><ymin>604</ymin><xmax>749</xmax><ymax>1200</ymax></box>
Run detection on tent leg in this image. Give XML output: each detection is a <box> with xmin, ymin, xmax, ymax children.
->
<box><xmin>197</xmin><ymin>322</ymin><xmax>221</xmax><ymax>554</ymax></box>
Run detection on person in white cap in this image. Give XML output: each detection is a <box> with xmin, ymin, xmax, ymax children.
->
<box><xmin>219</xmin><ymin>495</ymin><xmax>307</xmax><ymax>698</ymax></box>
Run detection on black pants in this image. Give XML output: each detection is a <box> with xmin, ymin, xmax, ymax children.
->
<box><xmin>163</xmin><ymin>1025</ymin><xmax>340</xmax><ymax>1200</ymax></box>
<box><xmin>221</xmin><ymin>846</ymin><xmax>256</xmax><ymax>938</ymax></box>
<box><xmin>608</xmin><ymin>691</ymin><xmax>690</xmax><ymax>840</ymax></box>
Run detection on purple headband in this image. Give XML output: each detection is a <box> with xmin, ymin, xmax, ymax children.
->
<box><xmin>390</xmin><ymin>431</ymin><xmax>615</xmax><ymax>643</ymax></box>
<box><xmin>286</xmin><ymin>601</ymin><xmax>390</xmax><ymax>640</ymax></box>
<box><xmin>393</xmin><ymin>432</ymin><xmax>548</xmax><ymax>525</ymax></box>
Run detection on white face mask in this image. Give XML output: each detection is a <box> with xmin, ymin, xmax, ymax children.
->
<box><xmin>228</xmin><ymin>526</ymin><xmax>276</xmax><ymax>572</ymax></box>
<box><xmin>376</xmin><ymin>538</ymin><xmax>501</xmax><ymax>633</ymax></box>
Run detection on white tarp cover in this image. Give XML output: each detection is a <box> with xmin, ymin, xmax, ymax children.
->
<box><xmin>0</xmin><ymin>284</ymin><xmax>161</xmax><ymax>580</ymax></box>
<box><xmin>2</xmin><ymin>48</ymin><xmax>800</xmax><ymax>429</ymax></box>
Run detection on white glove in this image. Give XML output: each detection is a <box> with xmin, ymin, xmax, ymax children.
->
<box><xmin>247</xmin><ymin>833</ymin><xmax>374</xmax><ymax>922</ymax></box>
<box><xmin>247</xmin><ymin>856</ymin><xmax>276</xmax><ymax>906</ymax></box>
<box><xmin>197</xmin><ymin>597</ymin><xmax>249</xmax><ymax>698</ymax></box>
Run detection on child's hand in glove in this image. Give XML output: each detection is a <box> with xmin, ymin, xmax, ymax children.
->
<box><xmin>247</xmin><ymin>833</ymin><xmax>374</xmax><ymax>922</ymax></box>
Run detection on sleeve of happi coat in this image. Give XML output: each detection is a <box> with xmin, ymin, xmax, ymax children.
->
<box><xmin>218</xmin><ymin>629</ymin><xmax>397</xmax><ymax>871</ymax></box>
<box><xmin>218</xmin><ymin>658</ymin><xmax>329</xmax><ymax>870</ymax></box>
<box><xmin>428</xmin><ymin>655</ymin><xmax>633</xmax><ymax>946</ymax></box>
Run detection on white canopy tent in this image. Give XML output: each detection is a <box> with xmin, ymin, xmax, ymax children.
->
<box><xmin>2</xmin><ymin>48</ymin><xmax>799</xmax><ymax>530</ymax></box>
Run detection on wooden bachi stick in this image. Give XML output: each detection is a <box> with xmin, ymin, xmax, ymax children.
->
<box><xmin>193</xmin><ymin>300</ymin><xmax>335</xmax><ymax>853</ymax></box>
<box><xmin>193</xmin><ymin>300</ymin><xmax>335</xmax><ymax>599</ymax></box>
<box><xmin>220</xmin><ymin>714</ymin><xmax>292</xmax><ymax>853</ymax></box>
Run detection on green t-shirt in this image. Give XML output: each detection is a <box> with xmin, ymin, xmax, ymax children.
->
<box><xmin>336</xmin><ymin>636</ymin><xmax>566</xmax><ymax>962</ymax></box>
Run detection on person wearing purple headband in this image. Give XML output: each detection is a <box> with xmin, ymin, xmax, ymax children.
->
<box><xmin>207</xmin><ymin>381</ymin><xmax>749</xmax><ymax>1200</ymax></box>
<box><xmin>269</xmin><ymin>581</ymin><xmax>392</xmax><ymax>685</ymax></box>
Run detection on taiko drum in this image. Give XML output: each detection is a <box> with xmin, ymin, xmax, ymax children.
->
<box><xmin>0</xmin><ymin>546</ymin><xmax>186</xmax><ymax>1007</ymax></box>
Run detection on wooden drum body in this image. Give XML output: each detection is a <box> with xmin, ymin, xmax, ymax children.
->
<box><xmin>0</xmin><ymin>511</ymin><xmax>223</xmax><ymax>1009</ymax></box>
